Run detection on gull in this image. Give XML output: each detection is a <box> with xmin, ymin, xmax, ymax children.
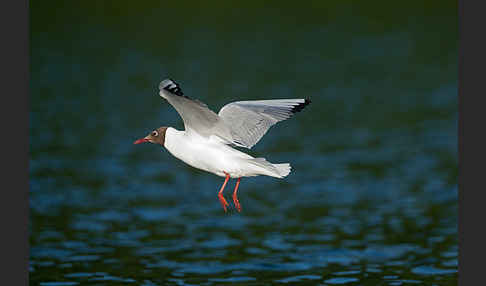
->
<box><xmin>134</xmin><ymin>79</ymin><xmax>311</xmax><ymax>212</ymax></box>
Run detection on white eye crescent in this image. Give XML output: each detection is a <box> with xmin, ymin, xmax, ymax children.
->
<box><xmin>151</xmin><ymin>130</ymin><xmax>158</xmax><ymax>137</ymax></box>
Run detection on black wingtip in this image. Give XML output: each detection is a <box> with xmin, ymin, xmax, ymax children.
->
<box><xmin>160</xmin><ymin>78</ymin><xmax>184</xmax><ymax>96</ymax></box>
<box><xmin>291</xmin><ymin>98</ymin><xmax>311</xmax><ymax>113</ymax></box>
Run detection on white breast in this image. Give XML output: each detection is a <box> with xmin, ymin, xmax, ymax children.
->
<box><xmin>163</xmin><ymin>127</ymin><xmax>257</xmax><ymax>178</ymax></box>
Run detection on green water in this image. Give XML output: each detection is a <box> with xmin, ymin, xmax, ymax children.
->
<box><xmin>30</xmin><ymin>2</ymin><xmax>457</xmax><ymax>285</ymax></box>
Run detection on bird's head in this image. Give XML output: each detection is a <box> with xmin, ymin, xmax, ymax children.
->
<box><xmin>134</xmin><ymin>126</ymin><xmax>168</xmax><ymax>146</ymax></box>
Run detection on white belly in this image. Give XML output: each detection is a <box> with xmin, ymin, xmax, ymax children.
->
<box><xmin>163</xmin><ymin>128</ymin><xmax>257</xmax><ymax>178</ymax></box>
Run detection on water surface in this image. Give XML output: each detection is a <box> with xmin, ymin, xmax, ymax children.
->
<box><xmin>30</xmin><ymin>2</ymin><xmax>457</xmax><ymax>285</ymax></box>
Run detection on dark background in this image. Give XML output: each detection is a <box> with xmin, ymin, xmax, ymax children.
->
<box><xmin>30</xmin><ymin>1</ymin><xmax>457</xmax><ymax>285</ymax></box>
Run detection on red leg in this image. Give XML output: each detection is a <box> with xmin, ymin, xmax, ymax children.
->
<box><xmin>232</xmin><ymin>178</ymin><xmax>242</xmax><ymax>212</ymax></box>
<box><xmin>218</xmin><ymin>172</ymin><xmax>230</xmax><ymax>212</ymax></box>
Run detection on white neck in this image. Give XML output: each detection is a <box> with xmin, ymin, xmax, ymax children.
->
<box><xmin>164</xmin><ymin>126</ymin><xmax>185</xmax><ymax>152</ymax></box>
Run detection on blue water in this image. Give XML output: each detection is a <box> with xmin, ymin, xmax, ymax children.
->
<box><xmin>30</xmin><ymin>2</ymin><xmax>457</xmax><ymax>285</ymax></box>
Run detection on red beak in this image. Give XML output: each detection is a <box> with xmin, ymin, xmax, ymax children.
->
<box><xmin>133</xmin><ymin>138</ymin><xmax>150</xmax><ymax>144</ymax></box>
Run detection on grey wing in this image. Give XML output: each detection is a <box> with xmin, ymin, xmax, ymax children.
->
<box><xmin>218</xmin><ymin>99</ymin><xmax>311</xmax><ymax>149</ymax></box>
<box><xmin>159</xmin><ymin>79</ymin><xmax>233</xmax><ymax>141</ymax></box>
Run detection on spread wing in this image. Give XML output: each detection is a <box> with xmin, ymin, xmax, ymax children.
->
<box><xmin>218</xmin><ymin>99</ymin><xmax>311</xmax><ymax>149</ymax></box>
<box><xmin>159</xmin><ymin>78</ymin><xmax>311</xmax><ymax>148</ymax></box>
<box><xmin>158</xmin><ymin>79</ymin><xmax>234</xmax><ymax>143</ymax></box>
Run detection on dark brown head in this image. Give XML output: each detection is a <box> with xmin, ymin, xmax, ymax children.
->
<box><xmin>134</xmin><ymin>126</ymin><xmax>168</xmax><ymax>146</ymax></box>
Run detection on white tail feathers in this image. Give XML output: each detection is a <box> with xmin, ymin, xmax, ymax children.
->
<box><xmin>248</xmin><ymin>158</ymin><xmax>292</xmax><ymax>178</ymax></box>
<box><xmin>273</xmin><ymin>163</ymin><xmax>292</xmax><ymax>177</ymax></box>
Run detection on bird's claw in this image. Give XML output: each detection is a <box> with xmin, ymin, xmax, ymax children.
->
<box><xmin>218</xmin><ymin>195</ymin><xmax>229</xmax><ymax>213</ymax></box>
<box><xmin>233</xmin><ymin>194</ymin><xmax>241</xmax><ymax>212</ymax></box>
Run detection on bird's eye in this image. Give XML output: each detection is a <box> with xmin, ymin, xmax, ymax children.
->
<box><xmin>151</xmin><ymin>131</ymin><xmax>158</xmax><ymax>137</ymax></box>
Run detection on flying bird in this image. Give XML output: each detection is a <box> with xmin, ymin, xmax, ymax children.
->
<box><xmin>134</xmin><ymin>79</ymin><xmax>311</xmax><ymax>212</ymax></box>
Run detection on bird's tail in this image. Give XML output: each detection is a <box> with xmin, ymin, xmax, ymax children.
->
<box><xmin>248</xmin><ymin>158</ymin><xmax>292</xmax><ymax>178</ymax></box>
<box><xmin>273</xmin><ymin>163</ymin><xmax>292</xmax><ymax>177</ymax></box>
